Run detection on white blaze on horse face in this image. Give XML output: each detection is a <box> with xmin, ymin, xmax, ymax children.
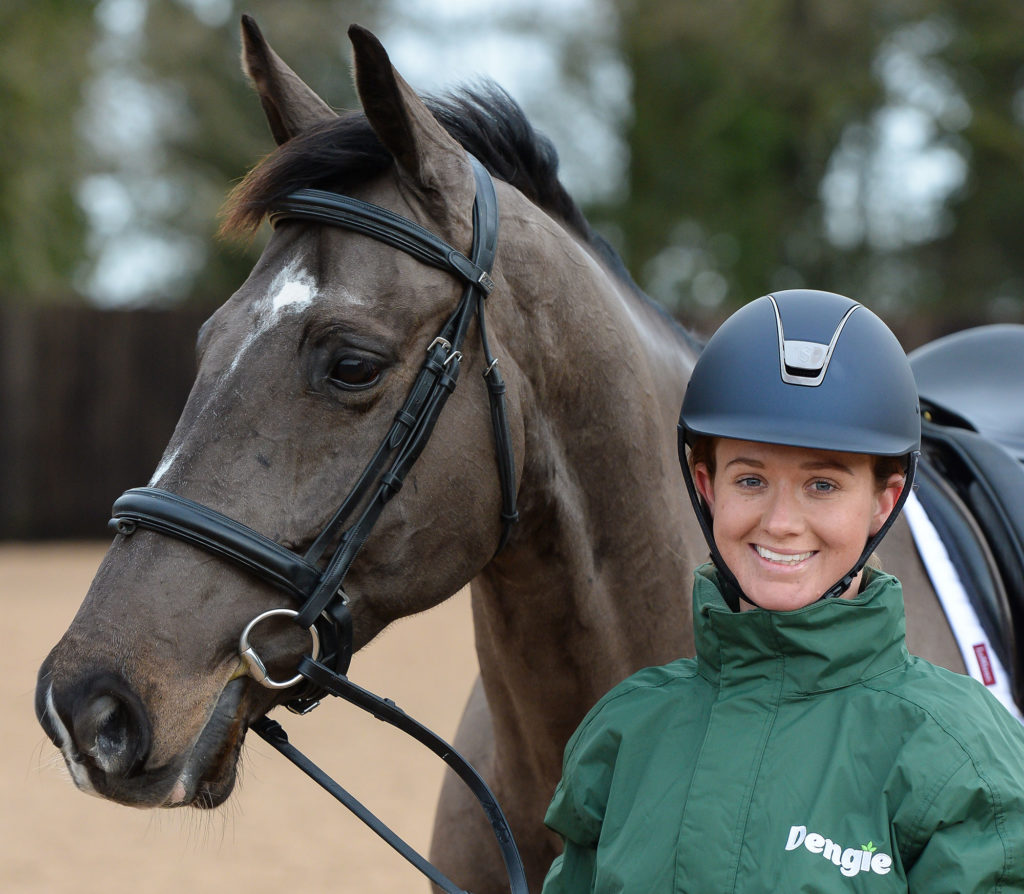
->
<box><xmin>148</xmin><ymin>261</ymin><xmax>322</xmax><ymax>487</ymax></box>
<box><xmin>266</xmin><ymin>260</ymin><xmax>318</xmax><ymax>317</ymax></box>
<box><xmin>147</xmin><ymin>258</ymin><xmax>367</xmax><ymax>487</ymax></box>
<box><xmin>224</xmin><ymin>261</ymin><xmax>320</xmax><ymax>379</ymax></box>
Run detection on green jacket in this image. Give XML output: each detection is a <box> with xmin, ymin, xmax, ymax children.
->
<box><xmin>542</xmin><ymin>565</ymin><xmax>1024</xmax><ymax>893</ymax></box>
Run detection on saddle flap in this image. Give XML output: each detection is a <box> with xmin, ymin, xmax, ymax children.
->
<box><xmin>914</xmin><ymin>459</ymin><xmax>1015</xmax><ymax>684</ymax></box>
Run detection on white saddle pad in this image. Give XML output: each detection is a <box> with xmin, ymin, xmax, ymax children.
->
<box><xmin>904</xmin><ymin>492</ymin><xmax>1023</xmax><ymax>722</ymax></box>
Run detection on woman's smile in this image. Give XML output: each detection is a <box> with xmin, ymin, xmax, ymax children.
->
<box><xmin>753</xmin><ymin>545</ymin><xmax>815</xmax><ymax>566</ymax></box>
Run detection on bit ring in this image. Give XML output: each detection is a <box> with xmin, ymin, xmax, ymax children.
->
<box><xmin>239</xmin><ymin>608</ymin><xmax>320</xmax><ymax>690</ymax></box>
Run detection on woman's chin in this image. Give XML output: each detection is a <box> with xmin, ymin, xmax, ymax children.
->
<box><xmin>741</xmin><ymin>579</ymin><xmax>819</xmax><ymax>612</ymax></box>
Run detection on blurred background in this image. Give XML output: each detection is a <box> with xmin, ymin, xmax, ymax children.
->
<box><xmin>3</xmin><ymin>0</ymin><xmax>1024</xmax><ymax>535</ymax></box>
<box><xmin>4</xmin><ymin>4</ymin><xmax>1023</xmax><ymax>890</ymax></box>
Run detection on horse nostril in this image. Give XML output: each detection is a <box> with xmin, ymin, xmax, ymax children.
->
<box><xmin>78</xmin><ymin>695</ymin><xmax>127</xmax><ymax>760</ymax></box>
<box><xmin>68</xmin><ymin>674</ymin><xmax>152</xmax><ymax>779</ymax></box>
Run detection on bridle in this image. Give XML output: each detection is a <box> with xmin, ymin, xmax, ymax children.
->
<box><xmin>110</xmin><ymin>154</ymin><xmax>517</xmax><ymax>682</ymax></box>
<box><xmin>107</xmin><ymin>155</ymin><xmax>526</xmax><ymax>894</ymax></box>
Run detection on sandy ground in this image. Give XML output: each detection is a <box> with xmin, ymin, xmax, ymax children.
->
<box><xmin>2</xmin><ymin>542</ymin><xmax>480</xmax><ymax>894</ymax></box>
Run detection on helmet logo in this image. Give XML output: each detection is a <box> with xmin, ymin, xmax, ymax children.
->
<box><xmin>770</xmin><ymin>294</ymin><xmax>859</xmax><ymax>387</ymax></box>
<box><xmin>784</xmin><ymin>340</ymin><xmax>828</xmax><ymax>372</ymax></box>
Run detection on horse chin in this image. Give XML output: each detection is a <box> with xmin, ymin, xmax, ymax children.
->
<box><xmin>162</xmin><ymin>677</ymin><xmax>249</xmax><ymax>809</ymax></box>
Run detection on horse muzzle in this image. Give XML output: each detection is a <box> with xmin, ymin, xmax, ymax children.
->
<box><xmin>35</xmin><ymin>655</ymin><xmax>246</xmax><ymax>808</ymax></box>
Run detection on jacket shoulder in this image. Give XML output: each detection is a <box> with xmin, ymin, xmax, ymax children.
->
<box><xmin>868</xmin><ymin>657</ymin><xmax>1024</xmax><ymax>750</ymax></box>
<box><xmin>545</xmin><ymin>659</ymin><xmax>704</xmax><ymax>846</ymax></box>
<box><xmin>560</xmin><ymin>659</ymin><xmax>701</xmax><ymax>767</ymax></box>
<box><xmin>865</xmin><ymin>660</ymin><xmax>1024</xmax><ymax>887</ymax></box>
<box><xmin>864</xmin><ymin>657</ymin><xmax>1024</xmax><ymax>825</ymax></box>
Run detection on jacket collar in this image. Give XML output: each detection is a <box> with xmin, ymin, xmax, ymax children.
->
<box><xmin>693</xmin><ymin>564</ymin><xmax>909</xmax><ymax>695</ymax></box>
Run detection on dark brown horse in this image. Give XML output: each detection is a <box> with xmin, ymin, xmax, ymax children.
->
<box><xmin>36</xmin><ymin>19</ymin><xmax>967</xmax><ymax>893</ymax></box>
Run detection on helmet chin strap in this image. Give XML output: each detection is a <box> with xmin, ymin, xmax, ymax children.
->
<box><xmin>678</xmin><ymin>428</ymin><xmax>748</xmax><ymax>612</ymax></box>
<box><xmin>678</xmin><ymin>425</ymin><xmax>919</xmax><ymax>612</ymax></box>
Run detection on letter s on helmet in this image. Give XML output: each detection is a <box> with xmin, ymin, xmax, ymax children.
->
<box><xmin>677</xmin><ymin>289</ymin><xmax>921</xmax><ymax>606</ymax></box>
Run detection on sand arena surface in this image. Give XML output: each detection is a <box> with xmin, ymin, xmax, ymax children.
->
<box><xmin>3</xmin><ymin>542</ymin><xmax>479</xmax><ymax>894</ymax></box>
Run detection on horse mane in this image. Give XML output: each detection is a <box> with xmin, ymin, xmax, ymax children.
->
<box><xmin>222</xmin><ymin>84</ymin><xmax>702</xmax><ymax>349</ymax></box>
<box><xmin>221</xmin><ymin>83</ymin><xmax>640</xmax><ymax>294</ymax></box>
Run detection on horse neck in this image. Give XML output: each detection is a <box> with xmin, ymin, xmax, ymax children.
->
<box><xmin>474</xmin><ymin>233</ymin><xmax>703</xmax><ymax>773</ymax></box>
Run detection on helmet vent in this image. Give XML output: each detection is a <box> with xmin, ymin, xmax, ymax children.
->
<box><xmin>770</xmin><ymin>295</ymin><xmax>859</xmax><ymax>387</ymax></box>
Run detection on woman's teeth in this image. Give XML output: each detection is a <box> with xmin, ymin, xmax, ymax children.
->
<box><xmin>755</xmin><ymin>546</ymin><xmax>813</xmax><ymax>565</ymax></box>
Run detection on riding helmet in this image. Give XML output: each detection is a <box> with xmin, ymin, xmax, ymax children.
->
<box><xmin>679</xmin><ymin>289</ymin><xmax>920</xmax><ymax>458</ymax></box>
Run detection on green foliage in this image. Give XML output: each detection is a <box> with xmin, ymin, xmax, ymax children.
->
<box><xmin>0</xmin><ymin>2</ymin><xmax>99</xmax><ymax>304</ymax></box>
<box><xmin>601</xmin><ymin>0</ymin><xmax>1024</xmax><ymax>331</ymax></box>
<box><xmin>89</xmin><ymin>0</ymin><xmax>381</xmax><ymax>309</ymax></box>
<box><xmin>7</xmin><ymin>0</ymin><xmax>1024</xmax><ymax>332</ymax></box>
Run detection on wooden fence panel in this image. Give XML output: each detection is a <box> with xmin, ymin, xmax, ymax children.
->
<box><xmin>0</xmin><ymin>307</ymin><xmax>208</xmax><ymax>538</ymax></box>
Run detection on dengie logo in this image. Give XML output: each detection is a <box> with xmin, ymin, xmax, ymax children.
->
<box><xmin>785</xmin><ymin>825</ymin><xmax>894</xmax><ymax>878</ymax></box>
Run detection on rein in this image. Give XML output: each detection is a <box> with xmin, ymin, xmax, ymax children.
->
<box><xmin>108</xmin><ymin>156</ymin><xmax>526</xmax><ymax>894</ymax></box>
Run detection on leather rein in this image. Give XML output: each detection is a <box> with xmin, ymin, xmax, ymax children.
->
<box><xmin>108</xmin><ymin>156</ymin><xmax>526</xmax><ymax>894</ymax></box>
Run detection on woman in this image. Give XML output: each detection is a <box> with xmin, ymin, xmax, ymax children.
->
<box><xmin>541</xmin><ymin>290</ymin><xmax>1024</xmax><ymax>893</ymax></box>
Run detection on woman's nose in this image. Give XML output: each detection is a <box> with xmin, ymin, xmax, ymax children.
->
<box><xmin>761</xmin><ymin>487</ymin><xmax>805</xmax><ymax>536</ymax></box>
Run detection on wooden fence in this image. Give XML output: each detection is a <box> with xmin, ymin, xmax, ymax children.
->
<box><xmin>0</xmin><ymin>306</ymin><xmax>209</xmax><ymax>538</ymax></box>
<box><xmin>0</xmin><ymin>303</ymin><xmax>996</xmax><ymax>539</ymax></box>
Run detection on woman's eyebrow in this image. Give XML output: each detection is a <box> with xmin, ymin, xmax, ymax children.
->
<box><xmin>721</xmin><ymin>457</ymin><xmax>856</xmax><ymax>475</ymax></box>
<box><xmin>800</xmin><ymin>459</ymin><xmax>855</xmax><ymax>475</ymax></box>
<box><xmin>723</xmin><ymin>457</ymin><xmax>764</xmax><ymax>469</ymax></box>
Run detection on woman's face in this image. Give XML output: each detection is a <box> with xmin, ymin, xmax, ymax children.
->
<box><xmin>693</xmin><ymin>439</ymin><xmax>904</xmax><ymax>611</ymax></box>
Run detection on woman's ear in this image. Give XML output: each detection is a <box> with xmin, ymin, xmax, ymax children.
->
<box><xmin>694</xmin><ymin>462</ymin><xmax>716</xmax><ymax>514</ymax></box>
<box><xmin>871</xmin><ymin>473</ymin><xmax>905</xmax><ymax>535</ymax></box>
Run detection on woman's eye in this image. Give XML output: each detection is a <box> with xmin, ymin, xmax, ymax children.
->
<box><xmin>811</xmin><ymin>480</ymin><xmax>836</xmax><ymax>493</ymax></box>
<box><xmin>327</xmin><ymin>356</ymin><xmax>382</xmax><ymax>390</ymax></box>
<box><xmin>737</xmin><ymin>476</ymin><xmax>762</xmax><ymax>489</ymax></box>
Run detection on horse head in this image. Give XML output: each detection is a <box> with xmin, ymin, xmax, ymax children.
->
<box><xmin>35</xmin><ymin>18</ymin><xmax>529</xmax><ymax>809</ymax></box>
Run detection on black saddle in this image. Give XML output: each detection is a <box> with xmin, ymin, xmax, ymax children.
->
<box><xmin>911</xmin><ymin>324</ymin><xmax>1024</xmax><ymax>460</ymax></box>
<box><xmin>909</xmin><ymin>325</ymin><xmax>1024</xmax><ymax>708</ymax></box>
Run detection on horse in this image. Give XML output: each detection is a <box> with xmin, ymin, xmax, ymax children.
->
<box><xmin>35</xmin><ymin>18</ymin><xmax>974</xmax><ymax>894</ymax></box>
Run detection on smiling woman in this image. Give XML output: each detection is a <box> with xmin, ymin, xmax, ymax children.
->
<box><xmin>541</xmin><ymin>289</ymin><xmax>1024</xmax><ymax>894</ymax></box>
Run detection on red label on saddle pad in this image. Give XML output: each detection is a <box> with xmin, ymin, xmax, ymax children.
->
<box><xmin>973</xmin><ymin>643</ymin><xmax>996</xmax><ymax>686</ymax></box>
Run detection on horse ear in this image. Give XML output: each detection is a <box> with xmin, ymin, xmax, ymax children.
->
<box><xmin>347</xmin><ymin>24</ymin><xmax>472</xmax><ymax>206</ymax></box>
<box><xmin>240</xmin><ymin>15</ymin><xmax>337</xmax><ymax>145</ymax></box>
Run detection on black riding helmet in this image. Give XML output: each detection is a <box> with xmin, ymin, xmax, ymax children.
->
<box><xmin>678</xmin><ymin>289</ymin><xmax>921</xmax><ymax>610</ymax></box>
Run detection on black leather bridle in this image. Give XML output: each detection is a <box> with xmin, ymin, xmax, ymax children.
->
<box><xmin>108</xmin><ymin>156</ymin><xmax>526</xmax><ymax>894</ymax></box>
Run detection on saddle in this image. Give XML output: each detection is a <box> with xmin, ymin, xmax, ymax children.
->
<box><xmin>909</xmin><ymin>324</ymin><xmax>1024</xmax><ymax>707</ymax></box>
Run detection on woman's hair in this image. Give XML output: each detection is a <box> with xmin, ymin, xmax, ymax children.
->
<box><xmin>687</xmin><ymin>436</ymin><xmax>906</xmax><ymax>493</ymax></box>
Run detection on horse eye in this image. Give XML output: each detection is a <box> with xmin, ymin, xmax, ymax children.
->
<box><xmin>328</xmin><ymin>356</ymin><xmax>382</xmax><ymax>390</ymax></box>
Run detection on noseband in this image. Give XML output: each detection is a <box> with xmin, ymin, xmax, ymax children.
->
<box><xmin>107</xmin><ymin>156</ymin><xmax>526</xmax><ymax>894</ymax></box>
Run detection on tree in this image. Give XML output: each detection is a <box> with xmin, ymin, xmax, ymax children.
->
<box><xmin>605</xmin><ymin>0</ymin><xmax>1024</xmax><ymax>337</ymax></box>
<box><xmin>78</xmin><ymin>0</ymin><xmax>380</xmax><ymax>309</ymax></box>
<box><xmin>0</xmin><ymin>2</ymin><xmax>99</xmax><ymax>304</ymax></box>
